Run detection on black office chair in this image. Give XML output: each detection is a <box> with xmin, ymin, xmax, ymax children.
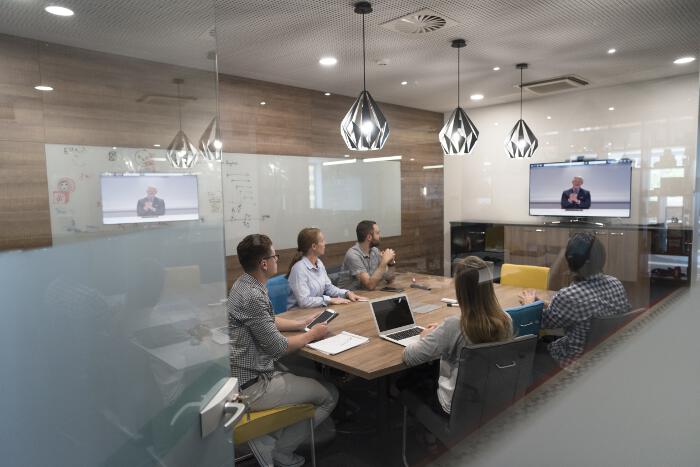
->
<box><xmin>585</xmin><ymin>307</ymin><xmax>646</xmax><ymax>352</ymax></box>
<box><xmin>399</xmin><ymin>335</ymin><xmax>537</xmax><ymax>466</ymax></box>
<box><xmin>326</xmin><ymin>264</ymin><xmax>351</xmax><ymax>288</ymax></box>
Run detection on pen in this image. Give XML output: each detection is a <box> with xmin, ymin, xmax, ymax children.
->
<box><xmin>447</xmin><ymin>303</ymin><xmax>459</xmax><ymax>307</ymax></box>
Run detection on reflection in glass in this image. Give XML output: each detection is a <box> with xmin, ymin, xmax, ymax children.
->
<box><xmin>166</xmin><ymin>79</ymin><xmax>199</xmax><ymax>169</ymax></box>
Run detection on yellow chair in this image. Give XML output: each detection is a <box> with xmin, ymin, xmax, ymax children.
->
<box><xmin>234</xmin><ymin>404</ymin><xmax>316</xmax><ymax>466</ymax></box>
<box><xmin>500</xmin><ymin>263</ymin><xmax>550</xmax><ymax>290</ymax></box>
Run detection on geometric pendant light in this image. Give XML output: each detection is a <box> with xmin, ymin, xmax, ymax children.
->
<box><xmin>166</xmin><ymin>78</ymin><xmax>199</xmax><ymax>168</ymax></box>
<box><xmin>439</xmin><ymin>39</ymin><xmax>479</xmax><ymax>155</ymax></box>
<box><xmin>199</xmin><ymin>19</ymin><xmax>223</xmax><ymax>162</ymax></box>
<box><xmin>340</xmin><ymin>1</ymin><xmax>390</xmax><ymax>151</ymax></box>
<box><xmin>505</xmin><ymin>63</ymin><xmax>538</xmax><ymax>158</ymax></box>
<box><xmin>199</xmin><ymin>116</ymin><xmax>223</xmax><ymax>161</ymax></box>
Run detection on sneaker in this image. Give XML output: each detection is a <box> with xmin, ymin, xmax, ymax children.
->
<box><xmin>248</xmin><ymin>434</ymin><xmax>275</xmax><ymax>467</ymax></box>
<box><xmin>273</xmin><ymin>451</ymin><xmax>305</xmax><ymax>467</ymax></box>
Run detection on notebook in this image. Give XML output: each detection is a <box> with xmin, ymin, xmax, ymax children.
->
<box><xmin>307</xmin><ymin>331</ymin><xmax>369</xmax><ymax>355</ymax></box>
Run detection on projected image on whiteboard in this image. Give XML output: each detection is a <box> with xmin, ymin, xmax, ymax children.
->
<box><xmin>101</xmin><ymin>173</ymin><xmax>199</xmax><ymax>224</ymax></box>
<box><xmin>529</xmin><ymin>160</ymin><xmax>632</xmax><ymax>217</ymax></box>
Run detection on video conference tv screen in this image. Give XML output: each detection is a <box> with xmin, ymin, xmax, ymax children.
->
<box><xmin>529</xmin><ymin>160</ymin><xmax>632</xmax><ymax>218</ymax></box>
<box><xmin>100</xmin><ymin>173</ymin><xmax>199</xmax><ymax>224</ymax></box>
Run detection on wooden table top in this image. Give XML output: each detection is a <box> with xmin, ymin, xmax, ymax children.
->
<box><xmin>280</xmin><ymin>273</ymin><xmax>553</xmax><ymax>380</ymax></box>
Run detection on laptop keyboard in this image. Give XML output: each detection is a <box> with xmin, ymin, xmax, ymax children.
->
<box><xmin>386</xmin><ymin>327</ymin><xmax>422</xmax><ymax>341</ymax></box>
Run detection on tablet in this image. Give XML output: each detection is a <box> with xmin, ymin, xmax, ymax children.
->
<box><xmin>304</xmin><ymin>309</ymin><xmax>338</xmax><ymax>331</ymax></box>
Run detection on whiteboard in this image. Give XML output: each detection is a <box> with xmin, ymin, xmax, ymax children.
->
<box><xmin>222</xmin><ymin>154</ymin><xmax>401</xmax><ymax>254</ymax></box>
<box><xmin>44</xmin><ymin>144</ymin><xmax>224</xmax><ymax>244</ymax></box>
<box><xmin>44</xmin><ymin>145</ymin><xmax>402</xmax><ymax>253</ymax></box>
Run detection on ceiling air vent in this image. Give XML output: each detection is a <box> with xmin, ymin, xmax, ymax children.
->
<box><xmin>521</xmin><ymin>75</ymin><xmax>589</xmax><ymax>94</ymax></box>
<box><xmin>381</xmin><ymin>8</ymin><xmax>457</xmax><ymax>35</ymax></box>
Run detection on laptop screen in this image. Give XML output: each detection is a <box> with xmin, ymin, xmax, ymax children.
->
<box><xmin>371</xmin><ymin>296</ymin><xmax>415</xmax><ymax>332</ymax></box>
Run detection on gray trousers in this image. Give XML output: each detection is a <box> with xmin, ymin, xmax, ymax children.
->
<box><xmin>242</xmin><ymin>370</ymin><xmax>338</xmax><ymax>456</ymax></box>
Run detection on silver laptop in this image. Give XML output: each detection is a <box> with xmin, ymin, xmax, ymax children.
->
<box><xmin>369</xmin><ymin>294</ymin><xmax>424</xmax><ymax>346</ymax></box>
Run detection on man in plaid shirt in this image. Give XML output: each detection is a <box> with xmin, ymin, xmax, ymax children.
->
<box><xmin>521</xmin><ymin>232</ymin><xmax>630</xmax><ymax>367</ymax></box>
<box><xmin>229</xmin><ymin>234</ymin><xmax>338</xmax><ymax>467</ymax></box>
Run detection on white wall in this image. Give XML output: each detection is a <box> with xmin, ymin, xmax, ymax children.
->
<box><xmin>444</xmin><ymin>74</ymin><xmax>699</xmax><ymax>273</ymax></box>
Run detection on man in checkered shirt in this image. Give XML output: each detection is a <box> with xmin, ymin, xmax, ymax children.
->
<box><xmin>228</xmin><ymin>234</ymin><xmax>338</xmax><ymax>467</ymax></box>
<box><xmin>521</xmin><ymin>232</ymin><xmax>630</xmax><ymax>367</ymax></box>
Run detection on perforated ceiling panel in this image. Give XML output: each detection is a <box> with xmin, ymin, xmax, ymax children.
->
<box><xmin>0</xmin><ymin>0</ymin><xmax>698</xmax><ymax>112</ymax></box>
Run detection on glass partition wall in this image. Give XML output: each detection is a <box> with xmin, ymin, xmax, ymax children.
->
<box><xmin>1</xmin><ymin>2</ymin><xmax>698</xmax><ymax>467</ymax></box>
<box><xmin>0</xmin><ymin>5</ymin><xmax>234</xmax><ymax>466</ymax></box>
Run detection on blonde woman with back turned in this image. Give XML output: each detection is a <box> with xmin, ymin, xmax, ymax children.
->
<box><xmin>402</xmin><ymin>256</ymin><xmax>513</xmax><ymax>415</ymax></box>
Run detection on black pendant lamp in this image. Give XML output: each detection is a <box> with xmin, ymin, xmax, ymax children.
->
<box><xmin>340</xmin><ymin>1</ymin><xmax>390</xmax><ymax>151</ymax></box>
<box><xmin>439</xmin><ymin>39</ymin><xmax>479</xmax><ymax>155</ymax></box>
<box><xmin>505</xmin><ymin>63</ymin><xmax>538</xmax><ymax>158</ymax></box>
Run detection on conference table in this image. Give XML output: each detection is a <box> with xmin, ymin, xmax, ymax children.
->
<box><xmin>280</xmin><ymin>272</ymin><xmax>552</xmax><ymax>380</ymax></box>
<box><xmin>280</xmin><ymin>272</ymin><xmax>552</xmax><ymax>459</ymax></box>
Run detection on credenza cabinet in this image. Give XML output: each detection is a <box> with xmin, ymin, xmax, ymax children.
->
<box><xmin>450</xmin><ymin>221</ymin><xmax>691</xmax><ymax>308</ymax></box>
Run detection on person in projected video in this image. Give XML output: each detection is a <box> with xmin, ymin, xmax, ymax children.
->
<box><xmin>137</xmin><ymin>186</ymin><xmax>165</xmax><ymax>217</ymax></box>
<box><xmin>560</xmin><ymin>176</ymin><xmax>591</xmax><ymax>209</ymax></box>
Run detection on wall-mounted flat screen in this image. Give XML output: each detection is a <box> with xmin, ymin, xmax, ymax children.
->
<box><xmin>529</xmin><ymin>160</ymin><xmax>632</xmax><ymax>218</ymax></box>
<box><xmin>100</xmin><ymin>173</ymin><xmax>199</xmax><ymax>224</ymax></box>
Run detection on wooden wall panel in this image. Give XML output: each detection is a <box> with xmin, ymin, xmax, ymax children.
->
<box><xmin>0</xmin><ymin>33</ymin><xmax>445</xmax><ymax>288</ymax></box>
<box><xmin>0</xmin><ymin>141</ymin><xmax>51</xmax><ymax>250</ymax></box>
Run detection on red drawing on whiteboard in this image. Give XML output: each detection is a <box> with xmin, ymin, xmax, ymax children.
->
<box><xmin>53</xmin><ymin>177</ymin><xmax>76</xmax><ymax>204</ymax></box>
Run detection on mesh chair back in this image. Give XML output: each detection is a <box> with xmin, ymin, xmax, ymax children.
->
<box><xmin>585</xmin><ymin>307</ymin><xmax>645</xmax><ymax>351</ymax></box>
<box><xmin>325</xmin><ymin>264</ymin><xmax>351</xmax><ymax>288</ymax></box>
<box><xmin>448</xmin><ymin>335</ymin><xmax>537</xmax><ymax>436</ymax></box>
<box><xmin>505</xmin><ymin>301</ymin><xmax>544</xmax><ymax>337</ymax></box>
<box><xmin>266</xmin><ymin>275</ymin><xmax>289</xmax><ymax>314</ymax></box>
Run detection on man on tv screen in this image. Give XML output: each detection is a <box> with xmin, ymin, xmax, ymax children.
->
<box><xmin>560</xmin><ymin>176</ymin><xmax>591</xmax><ymax>209</ymax></box>
<box><xmin>137</xmin><ymin>186</ymin><xmax>166</xmax><ymax>217</ymax></box>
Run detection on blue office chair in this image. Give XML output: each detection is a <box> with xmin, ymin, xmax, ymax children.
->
<box><xmin>504</xmin><ymin>300</ymin><xmax>544</xmax><ymax>337</ymax></box>
<box><xmin>266</xmin><ymin>275</ymin><xmax>289</xmax><ymax>314</ymax></box>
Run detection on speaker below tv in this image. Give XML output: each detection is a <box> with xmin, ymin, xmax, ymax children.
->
<box><xmin>529</xmin><ymin>159</ymin><xmax>632</xmax><ymax>218</ymax></box>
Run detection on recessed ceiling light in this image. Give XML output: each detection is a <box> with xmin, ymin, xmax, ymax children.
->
<box><xmin>34</xmin><ymin>85</ymin><xmax>53</xmax><ymax>91</ymax></box>
<box><xmin>608</xmin><ymin>106</ymin><xmax>615</xmax><ymax>111</ymax></box>
<box><xmin>546</xmin><ymin>115</ymin><xmax>552</xmax><ymax>120</ymax></box>
<box><xmin>344</xmin><ymin>154</ymin><xmax>350</xmax><ymax>158</ymax></box>
<box><xmin>673</xmin><ymin>56</ymin><xmax>696</xmax><ymax>65</ymax></box>
<box><xmin>470</xmin><ymin>94</ymin><xmax>484</xmax><ymax>101</ymax></box>
<box><xmin>260</xmin><ymin>101</ymin><xmax>266</xmax><ymax>106</ymax></box>
<box><xmin>410</xmin><ymin>158</ymin><xmax>415</xmax><ymax>161</ymax></box>
<box><xmin>112</xmin><ymin>146</ymin><xmax>117</xmax><ymax>150</ymax></box>
<box><xmin>324</xmin><ymin>92</ymin><xmax>331</xmax><ymax>96</ymax></box>
<box><xmin>319</xmin><ymin>57</ymin><xmax>338</xmax><ymax>66</ymax></box>
<box><xmin>493</xmin><ymin>122</ymin><xmax>499</xmax><ymax>126</ymax></box>
<box><xmin>400</xmin><ymin>81</ymin><xmax>408</xmax><ymax>86</ymax></box>
<box><xmin>607</xmin><ymin>48</ymin><xmax>616</xmax><ymax>54</ymax></box>
<box><xmin>45</xmin><ymin>5</ymin><xmax>74</xmax><ymax>16</ymax></box>
<box><xmin>153</xmin><ymin>144</ymin><xmax>161</xmax><ymax>147</ymax></box>
<box><xmin>492</xmin><ymin>66</ymin><xmax>500</xmax><ymax>71</ymax></box>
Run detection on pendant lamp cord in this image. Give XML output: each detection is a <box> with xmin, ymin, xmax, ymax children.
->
<box><xmin>520</xmin><ymin>67</ymin><xmax>523</xmax><ymax>121</ymax></box>
<box><xmin>212</xmin><ymin>0</ymin><xmax>220</xmax><ymax>126</ymax></box>
<box><xmin>457</xmin><ymin>46</ymin><xmax>460</xmax><ymax>108</ymax></box>
<box><xmin>177</xmin><ymin>81</ymin><xmax>183</xmax><ymax>131</ymax></box>
<box><xmin>362</xmin><ymin>12</ymin><xmax>366</xmax><ymax>92</ymax></box>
